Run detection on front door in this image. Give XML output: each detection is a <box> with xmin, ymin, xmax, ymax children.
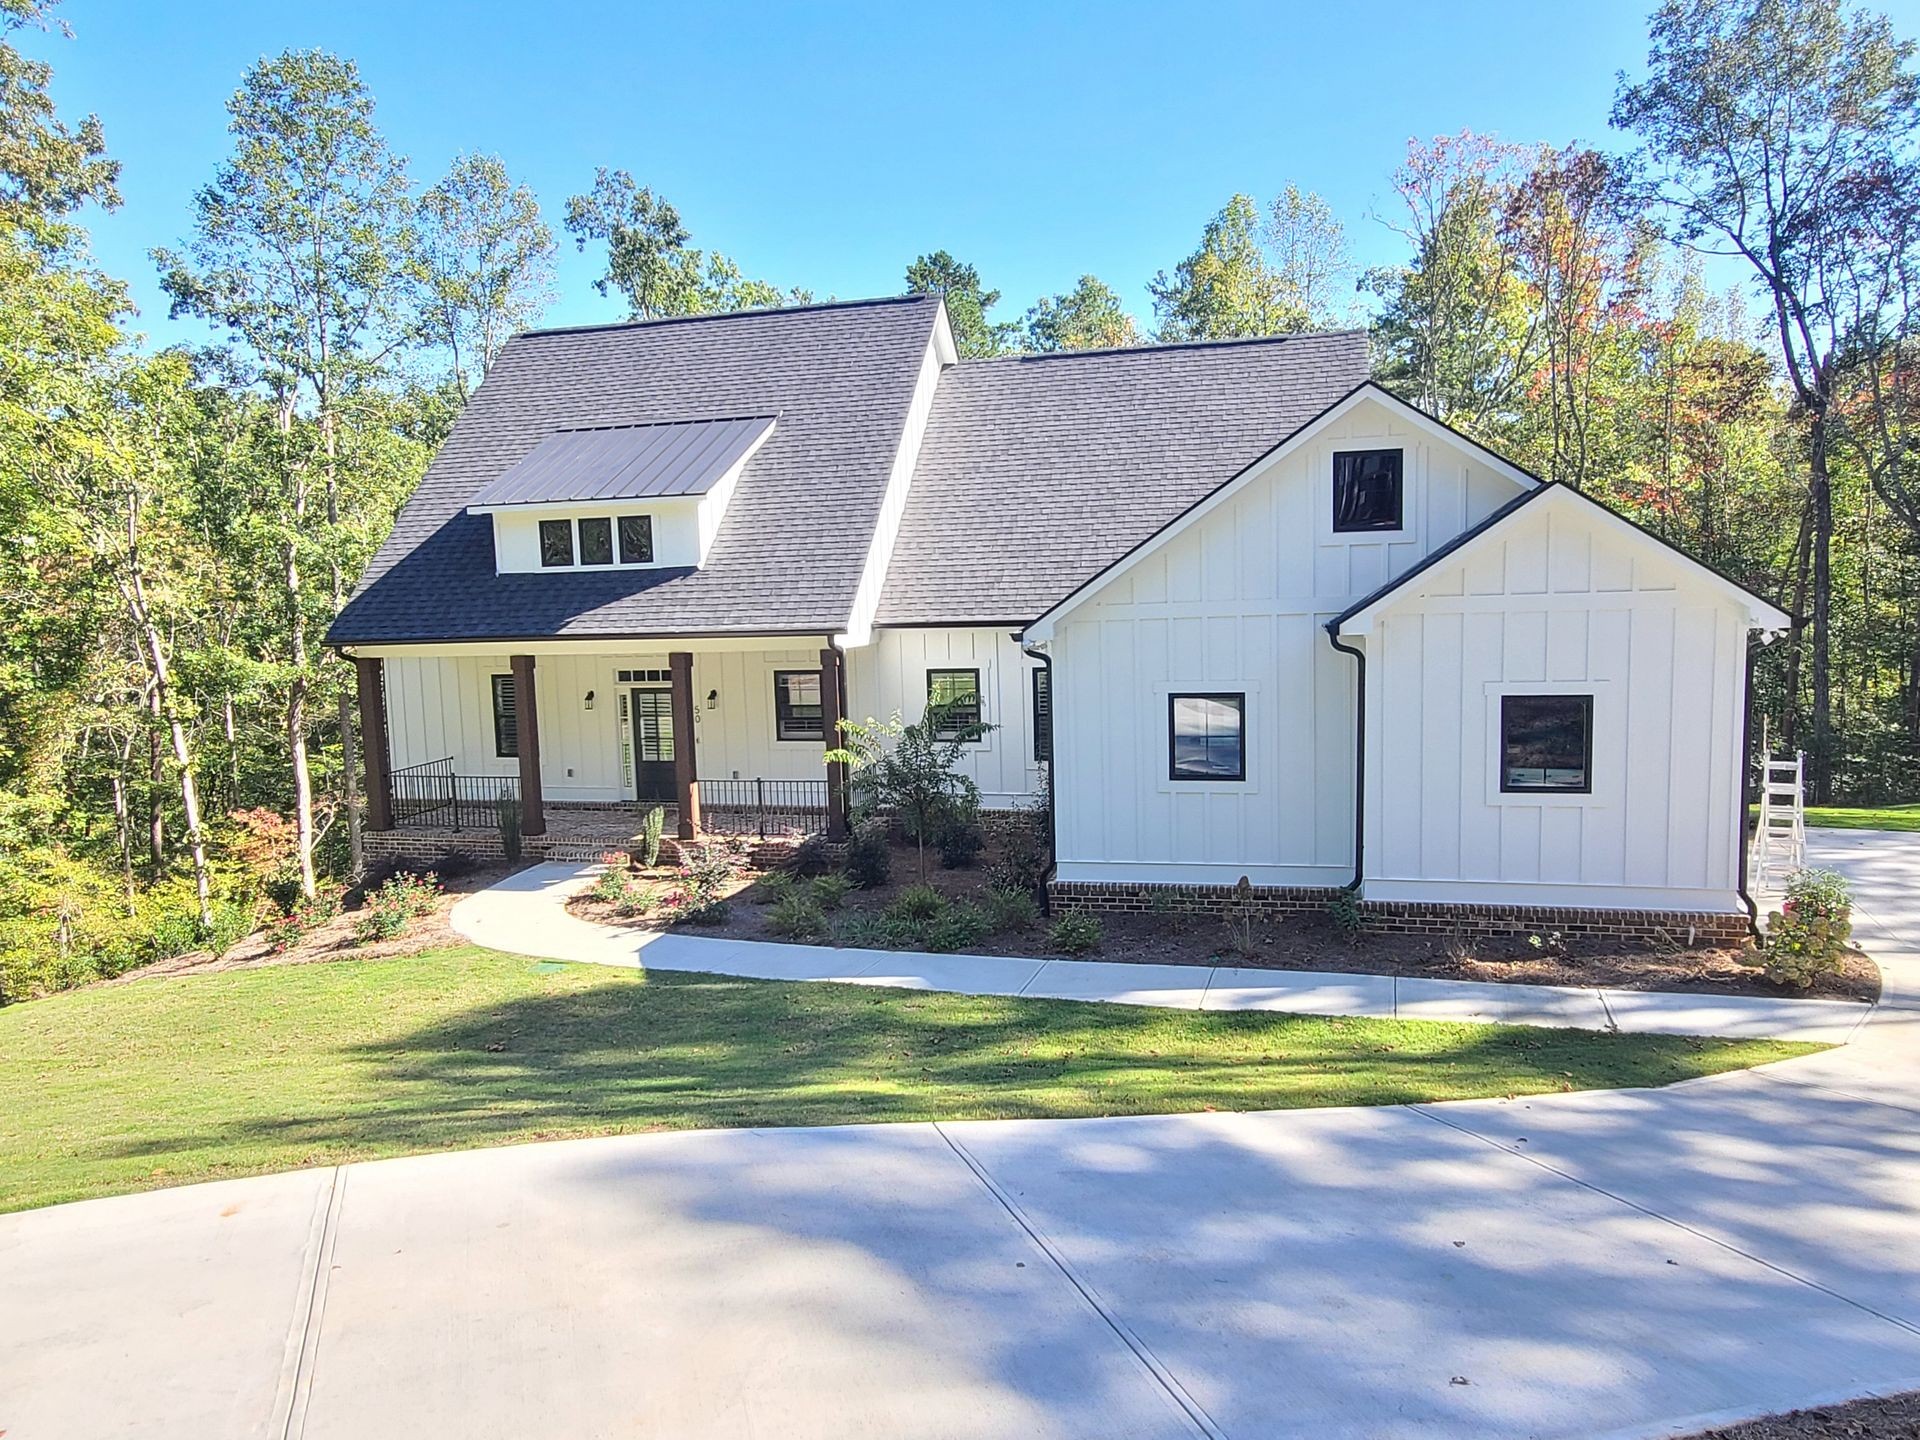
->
<box><xmin>630</xmin><ymin>688</ymin><xmax>676</xmax><ymax>801</ymax></box>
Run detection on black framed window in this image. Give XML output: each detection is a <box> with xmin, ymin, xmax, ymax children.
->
<box><xmin>618</xmin><ymin>514</ymin><xmax>654</xmax><ymax>565</ymax></box>
<box><xmin>1032</xmin><ymin>667</ymin><xmax>1053</xmax><ymax>763</ymax></box>
<box><xmin>538</xmin><ymin>518</ymin><xmax>574</xmax><ymax>567</ymax></box>
<box><xmin>1332</xmin><ymin>449</ymin><xmax>1403</xmax><ymax>532</ymax></box>
<box><xmin>1168</xmin><ymin>693</ymin><xmax>1245</xmax><ymax>781</ymax></box>
<box><xmin>773</xmin><ymin>669</ymin><xmax>824</xmax><ymax>741</ymax></box>
<box><xmin>578</xmin><ymin>516</ymin><xmax>614</xmax><ymax>566</ymax></box>
<box><xmin>491</xmin><ymin>674</ymin><xmax>518</xmax><ymax>758</ymax></box>
<box><xmin>926</xmin><ymin>668</ymin><xmax>982</xmax><ymax>740</ymax></box>
<box><xmin>1500</xmin><ymin>694</ymin><xmax>1593</xmax><ymax>794</ymax></box>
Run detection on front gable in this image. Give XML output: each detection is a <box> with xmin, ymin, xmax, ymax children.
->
<box><xmin>1023</xmin><ymin>384</ymin><xmax>1538</xmax><ymax>642</ymax></box>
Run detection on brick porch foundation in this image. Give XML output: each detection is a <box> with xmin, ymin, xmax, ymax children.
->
<box><xmin>1046</xmin><ymin>879</ymin><xmax>1753</xmax><ymax>946</ymax></box>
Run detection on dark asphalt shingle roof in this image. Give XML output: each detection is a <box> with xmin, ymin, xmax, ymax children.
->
<box><xmin>466</xmin><ymin>415</ymin><xmax>778</xmax><ymax>507</ymax></box>
<box><xmin>874</xmin><ymin>331</ymin><xmax>1373</xmax><ymax>625</ymax></box>
<box><xmin>329</xmin><ymin>296</ymin><xmax>941</xmax><ymax>644</ymax></box>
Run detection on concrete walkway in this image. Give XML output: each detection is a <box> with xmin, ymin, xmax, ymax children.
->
<box><xmin>448</xmin><ymin>863</ymin><xmax>1876</xmax><ymax>1043</ymax></box>
<box><xmin>3</xmin><ymin>832</ymin><xmax>1918</xmax><ymax>1440</ymax></box>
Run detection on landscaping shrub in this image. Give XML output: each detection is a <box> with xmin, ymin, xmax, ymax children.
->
<box><xmin>589</xmin><ymin>857</ymin><xmax>632</xmax><ymax>905</ymax></box>
<box><xmin>844</xmin><ymin>822</ymin><xmax>892</xmax><ymax>889</ymax></box>
<box><xmin>809</xmin><ymin>873</ymin><xmax>851</xmax><ymax>910</ymax></box>
<box><xmin>789</xmin><ymin>831</ymin><xmax>833</xmax><ymax>878</ymax></box>
<box><xmin>835</xmin><ymin>912</ymin><xmax>891</xmax><ymax>949</ymax></box>
<box><xmin>662</xmin><ymin>840</ymin><xmax>742</xmax><ymax>925</ymax></box>
<box><xmin>614</xmin><ymin>880</ymin><xmax>658</xmax><ymax>918</ymax></box>
<box><xmin>936</xmin><ymin>812</ymin><xmax>985</xmax><ymax>869</ymax></box>
<box><xmin>1748</xmin><ymin>866</ymin><xmax>1854</xmax><ymax>988</ymax></box>
<box><xmin>264</xmin><ymin>885</ymin><xmax>343</xmax><ymax>954</ymax></box>
<box><xmin>354</xmin><ymin>871</ymin><xmax>441</xmax><ymax>944</ymax></box>
<box><xmin>754</xmin><ymin>871</ymin><xmax>798</xmax><ymax>906</ymax></box>
<box><xmin>144</xmin><ymin>907</ymin><xmax>203</xmax><ymax>962</ymax></box>
<box><xmin>926</xmin><ymin>901</ymin><xmax>989</xmax><ymax>953</ymax></box>
<box><xmin>203</xmin><ymin>897</ymin><xmax>261</xmax><ymax>959</ymax></box>
<box><xmin>496</xmin><ymin>795</ymin><xmax>523</xmax><ymax>864</ymax></box>
<box><xmin>765</xmin><ymin>893</ymin><xmax>828</xmax><ymax>941</ymax></box>
<box><xmin>985</xmin><ymin>820</ymin><xmax>1050</xmax><ymax>899</ymax></box>
<box><xmin>1047</xmin><ymin>911</ymin><xmax>1102</xmax><ymax>956</ymax></box>
<box><xmin>889</xmin><ymin>883</ymin><xmax>946</xmax><ymax>923</ymax></box>
<box><xmin>981</xmin><ymin>884</ymin><xmax>1038</xmax><ymax>933</ymax></box>
<box><xmin>636</xmin><ymin>806</ymin><xmax>666</xmax><ymax>869</ymax></box>
<box><xmin>1326</xmin><ymin>891</ymin><xmax>1364</xmax><ymax>939</ymax></box>
<box><xmin>826</xmin><ymin>707</ymin><xmax>993</xmax><ymax>881</ymax></box>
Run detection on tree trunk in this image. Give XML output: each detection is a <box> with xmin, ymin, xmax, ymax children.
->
<box><xmin>146</xmin><ymin>684</ymin><xmax>165</xmax><ymax>868</ymax></box>
<box><xmin>281</xmin><ymin>397</ymin><xmax>319</xmax><ymax>901</ymax></box>
<box><xmin>1809</xmin><ymin>410</ymin><xmax>1836</xmax><ymax>804</ymax></box>
<box><xmin>339</xmin><ymin>690</ymin><xmax>363</xmax><ymax>875</ymax></box>
<box><xmin>111</xmin><ymin>734</ymin><xmax>136</xmax><ymax>910</ymax></box>
<box><xmin>1781</xmin><ymin>500</ymin><xmax>1813</xmax><ymax>751</ymax></box>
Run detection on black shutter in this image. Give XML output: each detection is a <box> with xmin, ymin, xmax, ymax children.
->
<box><xmin>492</xmin><ymin>674</ymin><xmax>518</xmax><ymax>758</ymax></box>
<box><xmin>1032</xmin><ymin>667</ymin><xmax>1052</xmax><ymax>762</ymax></box>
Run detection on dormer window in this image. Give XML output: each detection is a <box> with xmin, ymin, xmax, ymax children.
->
<box><xmin>539</xmin><ymin>519</ymin><xmax>574</xmax><ymax>567</ymax></box>
<box><xmin>619</xmin><ymin>514</ymin><xmax>654</xmax><ymax>564</ymax></box>
<box><xmin>579</xmin><ymin>517</ymin><xmax>614</xmax><ymax>566</ymax></box>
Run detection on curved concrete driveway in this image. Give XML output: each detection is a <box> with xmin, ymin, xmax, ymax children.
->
<box><xmin>3</xmin><ymin>834</ymin><xmax>1918</xmax><ymax>1440</ymax></box>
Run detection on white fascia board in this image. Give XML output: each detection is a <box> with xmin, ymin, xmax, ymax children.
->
<box><xmin>1024</xmin><ymin>382</ymin><xmax>1540</xmax><ymax>645</ymax></box>
<box><xmin>832</xmin><ymin>303</ymin><xmax>956</xmax><ymax>649</ymax></box>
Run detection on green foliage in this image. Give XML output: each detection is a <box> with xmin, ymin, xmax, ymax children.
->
<box><xmin>637</xmin><ymin>806</ymin><xmax>666</xmax><ymax>868</ymax></box>
<box><xmin>1046</xmin><ymin>911</ymin><xmax>1102</xmax><ymax>956</ymax></box>
<box><xmin>1748</xmin><ymin>866</ymin><xmax>1855</xmax><ymax>987</ymax></box>
<box><xmin>353</xmin><ymin>871</ymin><xmax>439</xmax><ymax>944</ymax></box>
<box><xmin>1326</xmin><ymin>891</ymin><xmax>1365</xmax><ymax>939</ymax></box>
<box><xmin>264</xmin><ymin>885</ymin><xmax>343</xmax><ymax>954</ymax></box>
<box><xmin>926</xmin><ymin>901</ymin><xmax>989</xmax><ymax>953</ymax></box>
<box><xmin>888</xmin><ymin>883</ymin><xmax>946</xmax><ymax>924</ymax></box>
<box><xmin>754</xmin><ymin>870</ymin><xmax>797</xmax><ymax>906</ymax></box>
<box><xmin>1025</xmin><ymin>275</ymin><xmax>1141</xmax><ymax>352</ymax></box>
<box><xmin>1149</xmin><ymin>189</ymin><xmax>1349</xmax><ymax>341</ymax></box>
<box><xmin>662</xmin><ymin>839</ymin><xmax>741</xmax><ymax>925</ymax></box>
<box><xmin>981</xmin><ymin>884</ymin><xmax>1039</xmax><ymax>934</ymax></box>
<box><xmin>936</xmin><ymin>809</ymin><xmax>984</xmax><ymax>869</ymax></box>
<box><xmin>495</xmin><ymin>794</ymin><xmax>522</xmax><ymax>864</ymax></box>
<box><xmin>589</xmin><ymin>860</ymin><xmax>632</xmax><ymax>905</ymax></box>
<box><xmin>809</xmin><ymin>873</ymin><xmax>851</xmax><ymax>911</ymax></box>
<box><xmin>203</xmin><ymin>896</ymin><xmax>259</xmax><ymax>959</ymax></box>
<box><xmin>765</xmin><ymin>893</ymin><xmax>827</xmax><ymax>941</ymax></box>
<box><xmin>843</xmin><ymin>822</ymin><xmax>892</xmax><ymax>890</ymax></box>
<box><xmin>827</xmin><ymin>706</ymin><xmax>993</xmax><ymax>881</ymax></box>
<box><xmin>905</xmin><ymin>250</ymin><xmax>1015</xmax><ymax>357</ymax></box>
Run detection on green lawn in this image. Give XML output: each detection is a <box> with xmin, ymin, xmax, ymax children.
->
<box><xmin>0</xmin><ymin>947</ymin><xmax>1816</xmax><ymax>1213</ymax></box>
<box><xmin>1750</xmin><ymin>803</ymin><xmax>1920</xmax><ymax>832</ymax></box>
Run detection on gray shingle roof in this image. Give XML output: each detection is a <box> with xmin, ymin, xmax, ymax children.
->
<box><xmin>328</xmin><ymin>296</ymin><xmax>941</xmax><ymax>644</ymax></box>
<box><xmin>874</xmin><ymin>331</ymin><xmax>1372</xmax><ymax>626</ymax></box>
<box><xmin>466</xmin><ymin>414</ymin><xmax>777</xmax><ymax>508</ymax></box>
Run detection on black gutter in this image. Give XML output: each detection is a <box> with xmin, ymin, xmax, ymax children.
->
<box><xmin>1016</xmin><ymin>633</ymin><xmax>1058</xmax><ymax>914</ymax></box>
<box><xmin>1323</xmin><ymin>622</ymin><xmax>1366</xmax><ymax>892</ymax></box>
<box><xmin>1736</xmin><ymin>635</ymin><xmax>1763</xmax><ymax>938</ymax></box>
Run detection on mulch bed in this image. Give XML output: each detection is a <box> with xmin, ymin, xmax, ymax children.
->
<box><xmin>569</xmin><ymin>838</ymin><xmax>1879</xmax><ymax>1004</ymax></box>
<box><xmin>1678</xmin><ymin>1390</ymin><xmax>1920</xmax><ymax>1438</ymax></box>
<box><xmin>118</xmin><ymin>863</ymin><xmax>517</xmax><ymax>981</ymax></box>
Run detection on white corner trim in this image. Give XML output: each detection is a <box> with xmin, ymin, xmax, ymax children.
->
<box><xmin>835</xmin><ymin>309</ymin><xmax>957</xmax><ymax>649</ymax></box>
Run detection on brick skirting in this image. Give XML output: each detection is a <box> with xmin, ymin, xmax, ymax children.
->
<box><xmin>1047</xmin><ymin>879</ymin><xmax>1753</xmax><ymax>945</ymax></box>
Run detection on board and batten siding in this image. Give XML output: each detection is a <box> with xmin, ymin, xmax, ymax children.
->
<box><xmin>848</xmin><ymin>627</ymin><xmax>1046</xmax><ymax>808</ymax></box>
<box><xmin>1047</xmin><ymin>395</ymin><xmax>1527</xmax><ymax>886</ymax></box>
<box><xmin>1360</xmin><ymin>499</ymin><xmax>1748</xmax><ymax>910</ymax></box>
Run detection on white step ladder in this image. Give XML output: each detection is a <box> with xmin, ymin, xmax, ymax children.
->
<box><xmin>1751</xmin><ymin>749</ymin><xmax>1806</xmax><ymax>889</ymax></box>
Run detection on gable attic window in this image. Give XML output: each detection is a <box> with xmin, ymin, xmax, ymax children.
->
<box><xmin>926</xmin><ymin>669</ymin><xmax>982</xmax><ymax>741</ymax></box>
<box><xmin>538</xmin><ymin>519</ymin><xmax>574</xmax><ymax>568</ymax></box>
<box><xmin>491</xmin><ymin>674</ymin><xmax>518</xmax><ymax>758</ymax></box>
<box><xmin>1332</xmin><ymin>449</ymin><xmax>1403</xmax><ymax>532</ymax></box>
<box><xmin>619</xmin><ymin>514</ymin><xmax>654</xmax><ymax>565</ymax></box>
<box><xmin>1169</xmin><ymin>693</ymin><xmax>1245</xmax><ymax>781</ymax></box>
<box><xmin>1500</xmin><ymin>694</ymin><xmax>1592</xmax><ymax>793</ymax></box>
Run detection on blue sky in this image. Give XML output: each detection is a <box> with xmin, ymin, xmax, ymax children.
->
<box><xmin>32</xmin><ymin>0</ymin><xmax>1920</xmax><ymax>350</ymax></box>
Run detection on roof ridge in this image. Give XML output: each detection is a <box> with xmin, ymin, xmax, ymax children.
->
<box><xmin>554</xmin><ymin>413</ymin><xmax>779</xmax><ymax>434</ymax></box>
<box><xmin>956</xmin><ymin>328</ymin><xmax>1370</xmax><ymax>365</ymax></box>
<box><xmin>516</xmin><ymin>293</ymin><xmax>938</xmax><ymax>340</ymax></box>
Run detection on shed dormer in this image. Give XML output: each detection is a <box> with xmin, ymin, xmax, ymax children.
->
<box><xmin>466</xmin><ymin>414</ymin><xmax>775</xmax><ymax>573</ymax></box>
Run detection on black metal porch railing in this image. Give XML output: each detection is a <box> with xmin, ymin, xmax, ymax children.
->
<box><xmin>391</xmin><ymin>757</ymin><xmax>521</xmax><ymax>832</ymax></box>
<box><xmin>699</xmin><ymin>777</ymin><xmax>830</xmax><ymax>838</ymax></box>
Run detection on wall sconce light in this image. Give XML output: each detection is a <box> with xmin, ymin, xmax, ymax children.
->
<box><xmin>584</xmin><ymin>690</ymin><xmax>596</xmax><ymax>711</ymax></box>
<box><xmin>705</xmin><ymin>689</ymin><xmax>719</xmax><ymax>710</ymax></box>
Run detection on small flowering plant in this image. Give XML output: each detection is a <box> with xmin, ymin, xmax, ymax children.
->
<box><xmin>1748</xmin><ymin>867</ymin><xmax>1853</xmax><ymax>988</ymax></box>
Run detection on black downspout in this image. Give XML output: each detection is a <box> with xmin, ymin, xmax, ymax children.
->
<box><xmin>1017</xmin><ymin>635</ymin><xmax>1057</xmax><ymax>914</ymax></box>
<box><xmin>1324</xmin><ymin>622</ymin><xmax>1366</xmax><ymax>892</ymax></box>
<box><xmin>1736</xmin><ymin>633</ymin><xmax>1762</xmax><ymax>939</ymax></box>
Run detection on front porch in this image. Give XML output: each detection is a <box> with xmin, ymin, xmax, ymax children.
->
<box><xmin>353</xmin><ymin>644</ymin><xmax>851</xmax><ymax>863</ymax></box>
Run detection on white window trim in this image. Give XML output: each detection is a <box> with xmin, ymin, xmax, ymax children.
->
<box><xmin>770</xmin><ymin>665</ymin><xmax>828</xmax><ymax>746</ymax></box>
<box><xmin>1482</xmin><ymin>679</ymin><xmax>1615</xmax><ymax>810</ymax></box>
<box><xmin>1157</xmin><ymin>681</ymin><xmax>1261</xmax><ymax>795</ymax></box>
<box><xmin>1326</xmin><ymin>444</ymin><xmax>1410</xmax><ymax>542</ymax></box>
<box><xmin>923</xmin><ymin>663</ymin><xmax>994</xmax><ymax>752</ymax></box>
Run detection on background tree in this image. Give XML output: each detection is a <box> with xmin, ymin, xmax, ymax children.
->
<box><xmin>1149</xmin><ymin>194</ymin><xmax>1294</xmax><ymax>340</ymax></box>
<box><xmin>414</xmin><ymin>152</ymin><xmax>554</xmax><ymax>399</ymax></box>
<box><xmin>1613</xmin><ymin>0</ymin><xmax>1920</xmax><ymax>799</ymax></box>
<box><xmin>905</xmin><ymin>250</ymin><xmax>1014</xmax><ymax>356</ymax></box>
<box><xmin>1264</xmin><ymin>184</ymin><xmax>1354</xmax><ymax>327</ymax></box>
<box><xmin>154</xmin><ymin>48</ymin><xmax>421</xmax><ymax>889</ymax></box>
<box><xmin>1024</xmin><ymin>274</ymin><xmax>1141</xmax><ymax>351</ymax></box>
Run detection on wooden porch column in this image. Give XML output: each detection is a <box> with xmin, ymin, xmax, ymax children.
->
<box><xmin>511</xmin><ymin>653</ymin><xmax>545</xmax><ymax>837</ymax></box>
<box><xmin>820</xmin><ymin>646</ymin><xmax>850</xmax><ymax>841</ymax></box>
<box><xmin>353</xmin><ymin>656</ymin><xmax>393</xmax><ymax>832</ymax></box>
<box><xmin>669</xmin><ymin>651</ymin><xmax>700</xmax><ymax>840</ymax></box>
